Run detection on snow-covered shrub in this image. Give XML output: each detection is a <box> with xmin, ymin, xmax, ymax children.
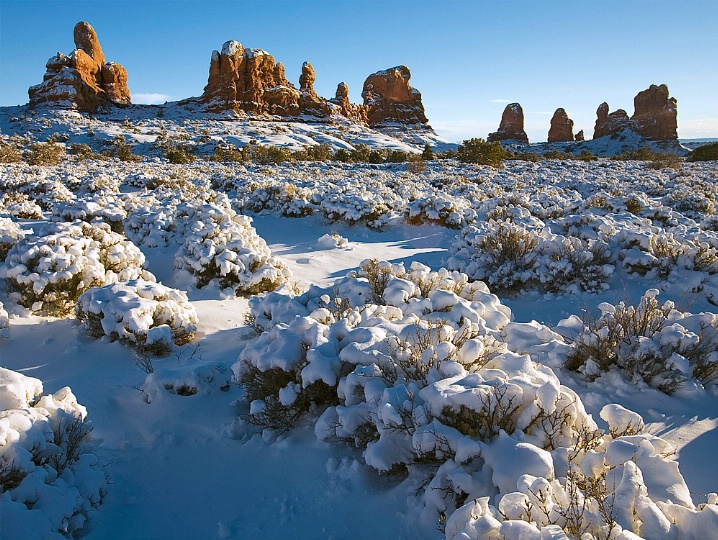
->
<box><xmin>1</xmin><ymin>192</ymin><xmax>44</xmax><ymax>220</ymax></box>
<box><xmin>52</xmin><ymin>195</ymin><xmax>127</xmax><ymax>233</ymax></box>
<box><xmin>449</xmin><ymin>221</ymin><xmax>543</xmax><ymax>294</ymax></box>
<box><xmin>0</xmin><ymin>367</ymin><xmax>106</xmax><ymax>539</ymax></box>
<box><xmin>242</xmin><ymin>182</ymin><xmax>314</xmax><ymax>217</ymax></box>
<box><xmin>0</xmin><ymin>217</ymin><xmax>27</xmax><ymax>262</ymax></box>
<box><xmin>235</xmin><ymin>261</ymin><xmax>509</xmax><ymax>432</ymax></box>
<box><xmin>541</xmin><ymin>236</ymin><xmax>614</xmax><ymax>293</ymax></box>
<box><xmin>0</xmin><ymin>221</ymin><xmax>153</xmax><ymax>315</ymax></box>
<box><xmin>445</xmin><ymin>405</ymin><xmax>718</xmax><ymax>540</ymax></box>
<box><xmin>235</xmin><ymin>263</ymin><xmax>718</xmax><ymax>539</ymax></box>
<box><xmin>316</xmin><ymin>232</ymin><xmax>350</xmax><ymax>250</ymax></box>
<box><xmin>76</xmin><ymin>279</ymin><xmax>198</xmax><ymax>354</ymax></box>
<box><xmin>405</xmin><ymin>195</ymin><xmax>476</xmax><ymax>229</ymax></box>
<box><xmin>174</xmin><ymin>202</ymin><xmax>290</xmax><ymax>294</ymax></box>
<box><xmin>565</xmin><ymin>289</ymin><xmax>718</xmax><ymax>392</ymax></box>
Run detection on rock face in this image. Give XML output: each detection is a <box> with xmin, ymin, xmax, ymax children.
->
<box><xmin>298</xmin><ymin>62</ymin><xmax>330</xmax><ymax>117</ymax></box>
<box><xmin>632</xmin><ymin>84</ymin><xmax>677</xmax><ymax>140</ymax></box>
<box><xmin>593</xmin><ymin>102</ymin><xmax>631</xmax><ymax>139</ymax></box>
<box><xmin>488</xmin><ymin>103</ymin><xmax>529</xmax><ymax>144</ymax></box>
<box><xmin>330</xmin><ymin>82</ymin><xmax>367</xmax><ymax>123</ymax></box>
<box><xmin>28</xmin><ymin>21</ymin><xmax>131</xmax><ymax>111</ymax></box>
<box><xmin>361</xmin><ymin>66</ymin><xmax>428</xmax><ymax>127</ymax></box>
<box><xmin>575</xmin><ymin>130</ymin><xmax>585</xmax><ymax>142</ymax></box>
<box><xmin>593</xmin><ymin>85</ymin><xmax>678</xmax><ymax>140</ymax></box>
<box><xmin>547</xmin><ymin>108</ymin><xmax>574</xmax><ymax>143</ymax></box>
<box><xmin>202</xmin><ymin>40</ymin><xmax>301</xmax><ymax>116</ymax></box>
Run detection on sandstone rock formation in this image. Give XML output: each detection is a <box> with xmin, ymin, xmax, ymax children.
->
<box><xmin>488</xmin><ymin>103</ymin><xmax>529</xmax><ymax>144</ymax></box>
<box><xmin>298</xmin><ymin>62</ymin><xmax>330</xmax><ymax>117</ymax></box>
<box><xmin>575</xmin><ymin>130</ymin><xmax>585</xmax><ymax>142</ymax></box>
<box><xmin>202</xmin><ymin>40</ymin><xmax>300</xmax><ymax>116</ymax></box>
<box><xmin>593</xmin><ymin>85</ymin><xmax>678</xmax><ymax>141</ymax></box>
<box><xmin>361</xmin><ymin>66</ymin><xmax>428</xmax><ymax>127</ymax></box>
<box><xmin>547</xmin><ymin>108</ymin><xmax>574</xmax><ymax>143</ymax></box>
<box><xmin>329</xmin><ymin>82</ymin><xmax>367</xmax><ymax>123</ymax></box>
<box><xmin>632</xmin><ymin>84</ymin><xmax>677</xmax><ymax>140</ymax></box>
<box><xmin>28</xmin><ymin>21</ymin><xmax>131</xmax><ymax>111</ymax></box>
<box><xmin>593</xmin><ymin>102</ymin><xmax>632</xmax><ymax>139</ymax></box>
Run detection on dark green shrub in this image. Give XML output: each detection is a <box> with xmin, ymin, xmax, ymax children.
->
<box><xmin>687</xmin><ymin>142</ymin><xmax>718</xmax><ymax>162</ymax></box>
<box><xmin>250</xmin><ymin>145</ymin><xmax>292</xmax><ymax>164</ymax></box>
<box><xmin>112</xmin><ymin>135</ymin><xmax>141</xmax><ymax>162</ymax></box>
<box><xmin>333</xmin><ymin>148</ymin><xmax>351</xmax><ymax>162</ymax></box>
<box><xmin>457</xmin><ymin>138</ymin><xmax>506</xmax><ymax>168</ymax></box>
<box><xmin>24</xmin><ymin>141</ymin><xmax>65</xmax><ymax>165</ymax></box>
<box><xmin>213</xmin><ymin>145</ymin><xmax>249</xmax><ymax>163</ymax></box>
<box><xmin>350</xmin><ymin>143</ymin><xmax>371</xmax><ymax>163</ymax></box>
<box><xmin>165</xmin><ymin>146</ymin><xmax>196</xmax><ymax>164</ymax></box>
<box><xmin>0</xmin><ymin>143</ymin><xmax>22</xmax><ymax>163</ymax></box>
<box><xmin>576</xmin><ymin>150</ymin><xmax>598</xmax><ymax>162</ymax></box>
<box><xmin>387</xmin><ymin>149</ymin><xmax>408</xmax><ymax>163</ymax></box>
<box><xmin>422</xmin><ymin>143</ymin><xmax>434</xmax><ymax>160</ymax></box>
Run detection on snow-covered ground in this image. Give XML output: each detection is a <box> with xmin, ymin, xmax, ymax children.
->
<box><xmin>1</xmin><ymin>156</ymin><xmax>718</xmax><ymax>539</ymax></box>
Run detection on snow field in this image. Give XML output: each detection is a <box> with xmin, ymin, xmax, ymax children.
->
<box><xmin>0</xmin><ymin>156</ymin><xmax>717</xmax><ymax>538</ymax></box>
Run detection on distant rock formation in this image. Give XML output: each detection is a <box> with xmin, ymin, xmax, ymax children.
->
<box><xmin>593</xmin><ymin>85</ymin><xmax>678</xmax><ymax>140</ymax></box>
<box><xmin>298</xmin><ymin>62</ymin><xmax>330</xmax><ymax>118</ymax></box>
<box><xmin>575</xmin><ymin>130</ymin><xmax>585</xmax><ymax>142</ymax></box>
<box><xmin>547</xmin><ymin>108</ymin><xmax>574</xmax><ymax>143</ymax></box>
<box><xmin>28</xmin><ymin>21</ymin><xmax>131</xmax><ymax>111</ymax></box>
<box><xmin>593</xmin><ymin>102</ymin><xmax>632</xmax><ymax>139</ymax></box>
<box><xmin>202</xmin><ymin>40</ymin><xmax>300</xmax><ymax>116</ymax></box>
<box><xmin>632</xmin><ymin>84</ymin><xmax>677</xmax><ymax>140</ymax></box>
<box><xmin>488</xmin><ymin>103</ymin><xmax>529</xmax><ymax>144</ymax></box>
<box><xmin>362</xmin><ymin>66</ymin><xmax>428</xmax><ymax>127</ymax></box>
<box><xmin>329</xmin><ymin>82</ymin><xmax>367</xmax><ymax>123</ymax></box>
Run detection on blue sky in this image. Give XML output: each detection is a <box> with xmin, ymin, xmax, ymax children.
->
<box><xmin>1</xmin><ymin>0</ymin><xmax>716</xmax><ymax>142</ymax></box>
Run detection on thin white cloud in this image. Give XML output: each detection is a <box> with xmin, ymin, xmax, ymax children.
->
<box><xmin>133</xmin><ymin>93</ymin><xmax>172</xmax><ymax>105</ymax></box>
<box><xmin>490</xmin><ymin>99</ymin><xmax>510</xmax><ymax>103</ymax></box>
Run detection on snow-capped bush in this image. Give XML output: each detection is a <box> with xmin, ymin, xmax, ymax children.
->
<box><xmin>52</xmin><ymin>195</ymin><xmax>127</xmax><ymax>233</ymax></box>
<box><xmin>316</xmin><ymin>232</ymin><xmax>350</xmax><ymax>250</ymax></box>
<box><xmin>234</xmin><ymin>262</ymin><xmax>718</xmax><ymax>539</ymax></box>
<box><xmin>0</xmin><ymin>367</ymin><xmax>106</xmax><ymax>539</ymax></box>
<box><xmin>1</xmin><ymin>192</ymin><xmax>44</xmax><ymax>220</ymax></box>
<box><xmin>0</xmin><ymin>221</ymin><xmax>153</xmax><ymax>315</ymax></box>
<box><xmin>449</xmin><ymin>221</ymin><xmax>544</xmax><ymax>294</ymax></box>
<box><xmin>174</xmin><ymin>202</ymin><xmax>291</xmax><ymax>294</ymax></box>
<box><xmin>76</xmin><ymin>279</ymin><xmax>198</xmax><ymax>354</ymax></box>
<box><xmin>0</xmin><ymin>217</ymin><xmax>27</xmax><ymax>262</ymax></box>
<box><xmin>564</xmin><ymin>289</ymin><xmax>718</xmax><ymax>392</ymax></box>
<box><xmin>405</xmin><ymin>195</ymin><xmax>477</xmax><ymax>229</ymax></box>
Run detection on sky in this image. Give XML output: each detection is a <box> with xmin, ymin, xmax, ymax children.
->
<box><xmin>1</xmin><ymin>0</ymin><xmax>716</xmax><ymax>143</ymax></box>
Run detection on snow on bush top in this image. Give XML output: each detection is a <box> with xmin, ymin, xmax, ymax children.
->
<box><xmin>0</xmin><ymin>367</ymin><xmax>106</xmax><ymax>540</ymax></box>
<box><xmin>76</xmin><ymin>278</ymin><xmax>198</xmax><ymax>353</ymax></box>
<box><xmin>0</xmin><ymin>220</ymin><xmax>153</xmax><ymax>315</ymax></box>
<box><xmin>174</xmin><ymin>200</ymin><xmax>291</xmax><ymax>294</ymax></box>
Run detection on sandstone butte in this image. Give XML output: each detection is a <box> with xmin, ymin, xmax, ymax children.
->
<box><xmin>200</xmin><ymin>41</ymin><xmax>430</xmax><ymax>129</ymax></box>
<box><xmin>29</xmin><ymin>21</ymin><xmax>131</xmax><ymax>112</ymax></box>
<box><xmin>593</xmin><ymin>84</ymin><xmax>678</xmax><ymax>140</ymax></box>
<box><xmin>488</xmin><ymin>103</ymin><xmax>529</xmax><ymax>144</ymax></box>
<box><xmin>547</xmin><ymin>108</ymin><xmax>575</xmax><ymax>143</ymax></box>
